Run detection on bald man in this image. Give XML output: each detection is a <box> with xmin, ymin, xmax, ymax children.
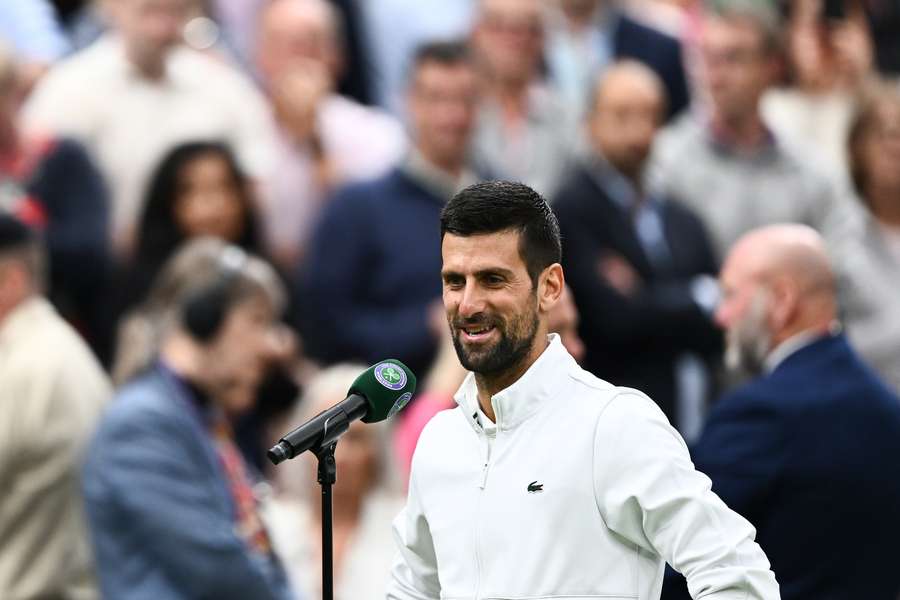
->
<box><xmin>663</xmin><ymin>224</ymin><xmax>900</xmax><ymax>600</ymax></box>
<box><xmin>555</xmin><ymin>60</ymin><xmax>721</xmax><ymax>432</ymax></box>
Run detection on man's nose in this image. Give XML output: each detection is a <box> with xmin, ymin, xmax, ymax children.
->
<box><xmin>457</xmin><ymin>282</ymin><xmax>485</xmax><ymax>318</ymax></box>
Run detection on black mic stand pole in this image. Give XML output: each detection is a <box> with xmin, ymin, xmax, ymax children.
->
<box><xmin>315</xmin><ymin>442</ymin><xmax>337</xmax><ymax>600</ymax></box>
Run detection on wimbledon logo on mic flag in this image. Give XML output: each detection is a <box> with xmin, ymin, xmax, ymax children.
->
<box><xmin>374</xmin><ymin>362</ymin><xmax>407</xmax><ymax>391</ymax></box>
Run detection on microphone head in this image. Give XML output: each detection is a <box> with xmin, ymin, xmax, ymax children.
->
<box><xmin>349</xmin><ymin>359</ymin><xmax>417</xmax><ymax>423</ymax></box>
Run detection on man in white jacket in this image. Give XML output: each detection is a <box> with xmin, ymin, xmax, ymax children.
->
<box><xmin>387</xmin><ymin>181</ymin><xmax>780</xmax><ymax>600</ymax></box>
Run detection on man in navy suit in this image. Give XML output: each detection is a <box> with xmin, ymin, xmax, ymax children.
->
<box><xmin>663</xmin><ymin>224</ymin><xmax>900</xmax><ymax>600</ymax></box>
<box><xmin>555</xmin><ymin>61</ymin><xmax>721</xmax><ymax>429</ymax></box>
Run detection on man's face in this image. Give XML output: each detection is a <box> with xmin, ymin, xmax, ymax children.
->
<box><xmin>715</xmin><ymin>258</ymin><xmax>773</xmax><ymax>375</ymax></box>
<box><xmin>408</xmin><ymin>62</ymin><xmax>478</xmax><ymax>170</ymax></box>
<box><xmin>113</xmin><ymin>0</ymin><xmax>191</xmax><ymax>64</ymax></box>
<box><xmin>441</xmin><ymin>229</ymin><xmax>540</xmax><ymax>375</ymax></box>
<box><xmin>701</xmin><ymin>17</ymin><xmax>776</xmax><ymax>124</ymax></box>
<box><xmin>255</xmin><ymin>0</ymin><xmax>340</xmax><ymax>88</ymax></box>
<box><xmin>201</xmin><ymin>294</ymin><xmax>279</xmax><ymax>415</ymax></box>
<box><xmin>589</xmin><ymin>72</ymin><xmax>663</xmax><ymax>180</ymax></box>
<box><xmin>474</xmin><ymin>0</ymin><xmax>544</xmax><ymax>85</ymax></box>
<box><xmin>858</xmin><ymin>99</ymin><xmax>900</xmax><ymax>195</ymax></box>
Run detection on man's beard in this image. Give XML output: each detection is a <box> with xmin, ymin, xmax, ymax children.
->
<box><xmin>724</xmin><ymin>290</ymin><xmax>773</xmax><ymax>376</ymax></box>
<box><xmin>450</xmin><ymin>306</ymin><xmax>540</xmax><ymax>377</ymax></box>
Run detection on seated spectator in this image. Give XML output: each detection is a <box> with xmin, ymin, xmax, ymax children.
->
<box><xmin>0</xmin><ymin>214</ymin><xmax>110</xmax><ymax>600</ymax></box>
<box><xmin>265</xmin><ymin>363</ymin><xmax>404</xmax><ymax>600</ymax></box>
<box><xmin>0</xmin><ymin>44</ymin><xmax>111</xmax><ymax>354</ymax></box>
<box><xmin>255</xmin><ymin>0</ymin><xmax>406</xmax><ymax>267</ymax></box>
<box><xmin>761</xmin><ymin>0</ymin><xmax>875</xmax><ymax>188</ymax></box>
<box><xmin>83</xmin><ymin>238</ymin><xmax>294</xmax><ymax>600</ymax></box>
<box><xmin>544</xmin><ymin>0</ymin><xmax>691</xmax><ymax>119</ymax></box>
<box><xmin>22</xmin><ymin>0</ymin><xmax>277</xmax><ymax>254</ymax></box>
<box><xmin>298</xmin><ymin>40</ymin><xmax>480</xmax><ymax>378</ymax></box>
<box><xmin>555</xmin><ymin>61</ymin><xmax>721</xmax><ymax>429</ymax></box>
<box><xmin>115</xmin><ymin>141</ymin><xmax>266</xmax><ymax>320</ymax></box>
<box><xmin>662</xmin><ymin>224</ymin><xmax>900</xmax><ymax>600</ymax></box>
<box><xmin>651</xmin><ymin>0</ymin><xmax>852</xmax><ymax>261</ymax></box>
<box><xmin>836</xmin><ymin>80</ymin><xmax>900</xmax><ymax>393</ymax></box>
<box><xmin>470</xmin><ymin>0</ymin><xmax>580</xmax><ymax>196</ymax></box>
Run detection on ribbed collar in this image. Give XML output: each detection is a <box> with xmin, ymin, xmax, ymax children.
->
<box><xmin>453</xmin><ymin>334</ymin><xmax>574</xmax><ymax>433</ymax></box>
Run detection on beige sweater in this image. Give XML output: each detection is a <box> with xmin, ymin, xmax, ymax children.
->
<box><xmin>0</xmin><ymin>298</ymin><xmax>111</xmax><ymax>600</ymax></box>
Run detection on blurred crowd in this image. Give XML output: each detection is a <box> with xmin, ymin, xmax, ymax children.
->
<box><xmin>1</xmin><ymin>0</ymin><xmax>900</xmax><ymax>599</ymax></box>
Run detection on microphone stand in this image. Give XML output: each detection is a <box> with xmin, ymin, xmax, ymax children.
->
<box><xmin>315</xmin><ymin>442</ymin><xmax>337</xmax><ymax>600</ymax></box>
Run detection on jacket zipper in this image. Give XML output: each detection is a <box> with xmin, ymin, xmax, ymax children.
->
<box><xmin>474</xmin><ymin>429</ymin><xmax>494</xmax><ymax>599</ymax></box>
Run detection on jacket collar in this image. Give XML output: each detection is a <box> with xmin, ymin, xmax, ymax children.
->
<box><xmin>453</xmin><ymin>334</ymin><xmax>574</xmax><ymax>433</ymax></box>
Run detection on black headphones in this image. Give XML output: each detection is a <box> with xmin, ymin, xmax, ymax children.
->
<box><xmin>182</xmin><ymin>245</ymin><xmax>249</xmax><ymax>342</ymax></box>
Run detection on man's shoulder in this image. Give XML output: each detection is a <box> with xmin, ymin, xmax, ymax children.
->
<box><xmin>96</xmin><ymin>372</ymin><xmax>185</xmax><ymax>439</ymax></box>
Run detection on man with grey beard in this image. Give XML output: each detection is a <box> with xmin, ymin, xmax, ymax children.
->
<box><xmin>662</xmin><ymin>224</ymin><xmax>900</xmax><ymax>600</ymax></box>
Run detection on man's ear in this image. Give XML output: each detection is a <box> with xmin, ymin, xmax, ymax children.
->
<box><xmin>769</xmin><ymin>276</ymin><xmax>798</xmax><ymax>331</ymax></box>
<box><xmin>538</xmin><ymin>263</ymin><xmax>564</xmax><ymax>313</ymax></box>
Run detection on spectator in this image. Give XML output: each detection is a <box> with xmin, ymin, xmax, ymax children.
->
<box><xmin>0</xmin><ymin>0</ymin><xmax>70</xmax><ymax>92</ymax></box>
<box><xmin>761</xmin><ymin>0</ymin><xmax>876</xmax><ymax>188</ymax></box>
<box><xmin>255</xmin><ymin>0</ymin><xmax>406</xmax><ymax>267</ymax></box>
<box><xmin>0</xmin><ymin>44</ymin><xmax>111</xmax><ymax>353</ymax></box>
<box><xmin>358</xmin><ymin>0</ymin><xmax>476</xmax><ymax>114</ymax></box>
<box><xmin>0</xmin><ymin>214</ymin><xmax>110</xmax><ymax>600</ymax></box>
<box><xmin>663</xmin><ymin>224</ymin><xmax>900</xmax><ymax>600</ymax></box>
<box><xmin>115</xmin><ymin>141</ymin><xmax>266</xmax><ymax>320</ymax></box>
<box><xmin>470</xmin><ymin>0</ymin><xmax>579</xmax><ymax>196</ymax></box>
<box><xmin>555</xmin><ymin>61</ymin><xmax>721</xmax><ymax>429</ymax></box>
<box><xmin>83</xmin><ymin>238</ymin><xmax>294</xmax><ymax>600</ymax></box>
<box><xmin>266</xmin><ymin>364</ymin><xmax>404</xmax><ymax>600</ymax></box>
<box><xmin>22</xmin><ymin>0</ymin><xmax>277</xmax><ymax>254</ymax></box>
<box><xmin>836</xmin><ymin>80</ymin><xmax>900</xmax><ymax>393</ymax></box>
<box><xmin>545</xmin><ymin>0</ymin><xmax>691</xmax><ymax>119</ymax></box>
<box><xmin>651</xmin><ymin>0</ymin><xmax>852</xmax><ymax>261</ymax></box>
<box><xmin>298</xmin><ymin>40</ymin><xmax>480</xmax><ymax>378</ymax></box>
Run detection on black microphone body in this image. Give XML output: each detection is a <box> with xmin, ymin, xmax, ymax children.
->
<box><xmin>268</xmin><ymin>394</ymin><xmax>368</xmax><ymax>464</ymax></box>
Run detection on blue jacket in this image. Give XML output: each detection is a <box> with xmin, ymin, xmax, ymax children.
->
<box><xmin>663</xmin><ymin>334</ymin><xmax>900</xmax><ymax>600</ymax></box>
<box><xmin>82</xmin><ymin>366</ymin><xmax>294</xmax><ymax>600</ymax></box>
<box><xmin>297</xmin><ymin>167</ymin><xmax>445</xmax><ymax>377</ymax></box>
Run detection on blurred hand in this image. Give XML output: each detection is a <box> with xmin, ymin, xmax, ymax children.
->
<box><xmin>598</xmin><ymin>253</ymin><xmax>642</xmax><ymax>297</ymax></box>
<box><xmin>272</xmin><ymin>58</ymin><xmax>331</xmax><ymax>144</ymax></box>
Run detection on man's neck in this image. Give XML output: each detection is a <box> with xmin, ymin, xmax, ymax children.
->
<box><xmin>485</xmin><ymin>77</ymin><xmax>531</xmax><ymax>125</ymax></box>
<box><xmin>159</xmin><ymin>332</ymin><xmax>207</xmax><ymax>387</ymax></box>
<box><xmin>473</xmin><ymin>336</ymin><xmax>549</xmax><ymax>422</ymax></box>
<box><xmin>711</xmin><ymin>110</ymin><xmax>769</xmax><ymax>151</ymax></box>
<box><xmin>124</xmin><ymin>45</ymin><xmax>168</xmax><ymax>80</ymax></box>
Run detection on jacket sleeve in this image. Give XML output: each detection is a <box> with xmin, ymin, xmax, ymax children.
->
<box><xmin>593</xmin><ymin>391</ymin><xmax>780</xmax><ymax>600</ymax></box>
<box><xmin>84</xmin><ymin>401</ymin><xmax>292</xmax><ymax>600</ymax></box>
<box><xmin>556</xmin><ymin>197</ymin><xmax>720</xmax><ymax>354</ymax></box>
<box><xmin>386</xmin><ymin>456</ymin><xmax>441</xmax><ymax>599</ymax></box>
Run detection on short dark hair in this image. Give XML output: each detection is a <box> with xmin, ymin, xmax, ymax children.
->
<box><xmin>440</xmin><ymin>181</ymin><xmax>561</xmax><ymax>285</ymax></box>
<box><xmin>407</xmin><ymin>39</ymin><xmax>472</xmax><ymax>86</ymax></box>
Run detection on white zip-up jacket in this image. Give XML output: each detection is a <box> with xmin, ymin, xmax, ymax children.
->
<box><xmin>387</xmin><ymin>335</ymin><xmax>779</xmax><ymax>600</ymax></box>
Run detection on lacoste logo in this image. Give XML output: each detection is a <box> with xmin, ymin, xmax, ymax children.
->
<box><xmin>527</xmin><ymin>481</ymin><xmax>543</xmax><ymax>493</ymax></box>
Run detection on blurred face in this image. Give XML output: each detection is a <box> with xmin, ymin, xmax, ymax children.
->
<box><xmin>442</xmin><ymin>230</ymin><xmax>540</xmax><ymax>375</ymax></box>
<box><xmin>547</xmin><ymin>286</ymin><xmax>585</xmax><ymax>363</ymax></box>
<box><xmin>475</xmin><ymin>0</ymin><xmax>544</xmax><ymax>85</ymax></box>
<box><xmin>715</xmin><ymin>256</ymin><xmax>774</xmax><ymax>375</ymax></box>
<box><xmin>112</xmin><ymin>0</ymin><xmax>191</xmax><ymax>69</ymax></box>
<box><xmin>589</xmin><ymin>71</ymin><xmax>663</xmax><ymax>180</ymax></box>
<box><xmin>256</xmin><ymin>0</ymin><xmax>340</xmax><ymax>86</ymax></box>
<box><xmin>173</xmin><ymin>153</ymin><xmax>246</xmax><ymax>242</ymax></box>
<box><xmin>303</xmin><ymin>415</ymin><xmax>378</xmax><ymax>501</ymax></box>
<box><xmin>701</xmin><ymin>17</ymin><xmax>777</xmax><ymax>124</ymax></box>
<box><xmin>857</xmin><ymin>99</ymin><xmax>900</xmax><ymax>197</ymax></box>
<box><xmin>202</xmin><ymin>295</ymin><xmax>280</xmax><ymax>415</ymax></box>
<box><xmin>408</xmin><ymin>62</ymin><xmax>478</xmax><ymax>172</ymax></box>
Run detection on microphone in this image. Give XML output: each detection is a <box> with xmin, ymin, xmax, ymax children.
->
<box><xmin>267</xmin><ymin>359</ymin><xmax>417</xmax><ymax>465</ymax></box>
